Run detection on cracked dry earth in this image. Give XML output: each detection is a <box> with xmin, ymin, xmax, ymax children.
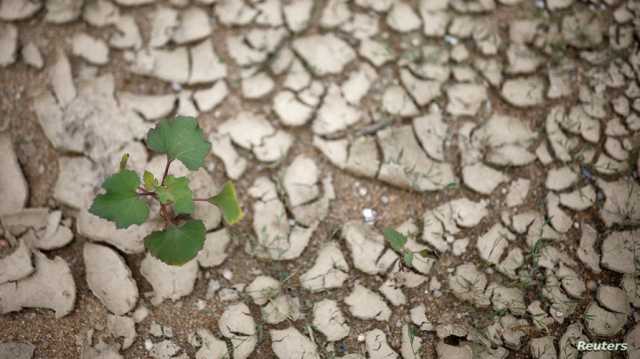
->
<box><xmin>1</xmin><ymin>0</ymin><xmax>640</xmax><ymax>359</ymax></box>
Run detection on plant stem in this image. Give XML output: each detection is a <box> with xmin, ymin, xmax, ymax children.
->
<box><xmin>160</xmin><ymin>203</ymin><xmax>173</xmax><ymax>226</ymax></box>
<box><xmin>193</xmin><ymin>198</ymin><xmax>209</xmax><ymax>202</ymax></box>
<box><xmin>161</xmin><ymin>158</ymin><xmax>173</xmax><ymax>185</ymax></box>
<box><xmin>137</xmin><ymin>191</ymin><xmax>156</xmax><ymax>196</ymax></box>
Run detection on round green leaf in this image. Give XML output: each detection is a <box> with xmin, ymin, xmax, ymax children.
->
<box><xmin>156</xmin><ymin>176</ymin><xmax>194</xmax><ymax>215</ymax></box>
<box><xmin>89</xmin><ymin>170</ymin><xmax>149</xmax><ymax>229</ymax></box>
<box><xmin>144</xmin><ymin>220</ymin><xmax>206</xmax><ymax>266</ymax></box>
<box><xmin>146</xmin><ymin>116</ymin><xmax>211</xmax><ymax>170</ymax></box>
<box><xmin>208</xmin><ymin>181</ymin><xmax>244</xmax><ymax>225</ymax></box>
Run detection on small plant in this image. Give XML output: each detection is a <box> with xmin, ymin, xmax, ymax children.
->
<box><xmin>382</xmin><ymin>228</ymin><xmax>437</xmax><ymax>268</ymax></box>
<box><xmin>89</xmin><ymin>116</ymin><xmax>243</xmax><ymax>265</ymax></box>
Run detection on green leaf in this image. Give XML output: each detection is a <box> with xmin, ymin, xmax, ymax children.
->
<box><xmin>143</xmin><ymin>170</ymin><xmax>157</xmax><ymax>191</ymax></box>
<box><xmin>383</xmin><ymin>228</ymin><xmax>407</xmax><ymax>252</ymax></box>
<box><xmin>146</xmin><ymin>116</ymin><xmax>211</xmax><ymax>170</ymax></box>
<box><xmin>144</xmin><ymin>219</ymin><xmax>206</xmax><ymax>265</ymax></box>
<box><xmin>403</xmin><ymin>251</ymin><xmax>414</xmax><ymax>267</ymax></box>
<box><xmin>156</xmin><ymin>176</ymin><xmax>194</xmax><ymax>215</ymax></box>
<box><xmin>208</xmin><ymin>181</ymin><xmax>244</xmax><ymax>225</ymax></box>
<box><xmin>89</xmin><ymin>170</ymin><xmax>149</xmax><ymax>229</ymax></box>
<box><xmin>119</xmin><ymin>153</ymin><xmax>129</xmax><ymax>171</ymax></box>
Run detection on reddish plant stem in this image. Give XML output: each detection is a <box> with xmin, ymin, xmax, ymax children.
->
<box><xmin>193</xmin><ymin>198</ymin><xmax>209</xmax><ymax>202</ymax></box>
<box><xmin>161</xmin><ymin>158</ymin><xmax>173</xmax><ymax>185</ymax></box>
<box><xmin>137</xmin><ymin>191</ymin><xmax>156</xmax><ymax>196</ymax></box>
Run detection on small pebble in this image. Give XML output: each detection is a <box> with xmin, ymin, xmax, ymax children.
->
<box><xmin>444</xmin><ymin>35</ymin><xmax>459</xmax><ymax>45</ymax></box>
<box><xmin>222</xmin><ymin>269</ymin><xmax>233</xmax><ymax>281</ymax></box>
<box><xmin>362</xmin><ymin>208</ymin><xmax>377</xmax><ymax>224</ymax></box>
<box><xmin>357</xmin><ymin>334</ymin><xmax>365</xmax><ymax>342</ymax></box>
<box><xmin>381</xmin><ymin>195</ymin><xmax>389</xmax><ymax>204</ymax></box>
<box><xmin>195</xmin><ymin>299</ymin><xmax>206</xmax><ymax>311</ymax></box>
<box><xmin>358</xmin><ymin>187</ymin><xmax>368</xmax><ymax>197</ymax></box>
<box><xmin>144</xmin><ymin>339</ymin><xmax>154</xmax><ymax>351</ymax></box>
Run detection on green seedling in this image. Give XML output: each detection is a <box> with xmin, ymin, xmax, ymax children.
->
<box><xmin>382</xmin><ymin>228</ymin><xmax>438</xmax><ymax>268</ymax></box>
<box><xmin>89</xmin><ymin>116</ymin><xmax>244</xmax><ymax>266</ymax></box>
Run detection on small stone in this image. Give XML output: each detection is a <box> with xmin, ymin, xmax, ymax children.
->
<box><xmin>362</xmin><ymin>208</ymin><xmax>377</xmax><ymax>224</ymax></box>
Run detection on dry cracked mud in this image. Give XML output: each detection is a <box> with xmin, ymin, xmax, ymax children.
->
<box><xmin>1</xmin><ymin>0</ymin><xmax>640</xmax><ymax>358</ymax></box>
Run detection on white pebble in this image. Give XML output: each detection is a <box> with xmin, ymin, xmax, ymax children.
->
<box><xmin>144</xmin><ymin>339</ymin><xmax>154</xmax><ymax>351</ymax></box>
<box><xmin>362</xmin><ymin>208</ymin><xmax>377</xmax><ymax>224</ymax></box>
<box><xmin>222</xmin><ymin>269</ymin><xmax>233</xmax><ymax>280</ymax></box>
